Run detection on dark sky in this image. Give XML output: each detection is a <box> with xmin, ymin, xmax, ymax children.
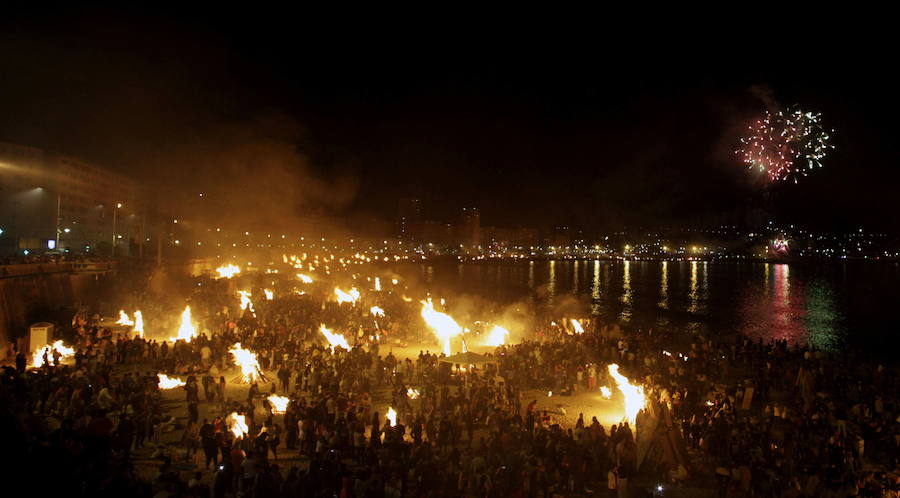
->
<box><xmin>2</xmin><ymin>7</ymin><xmax>897</xmax><ymax>233</ymax></box>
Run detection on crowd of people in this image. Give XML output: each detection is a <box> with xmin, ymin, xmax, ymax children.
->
<box><xmin>1</xmin><ymin>263</ymin><xmax>898</xmax><ymax>497</ymax></box>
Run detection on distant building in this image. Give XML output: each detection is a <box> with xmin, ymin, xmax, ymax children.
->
<box><xmin>420</xmin><ymin>220</ymin><xmax>453</xmax><ymax>247</ymax></box>
<box><xmin>457</xmin><ymin>207</ymin><xmax>480</xmax><ymax>251</ymax></box>
<box><xmin>397</xmin><ymin>197</ymin><xmax>422</xmax><ymax>241</ymax></box>
<box><xmin>1</xmin><ymin>141</ymin><xmax>145</xmax><ymax>255</ymax></box>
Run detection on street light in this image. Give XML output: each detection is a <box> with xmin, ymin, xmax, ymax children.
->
<box><xmin>112</xmin><ymin>202</ymin><xmax>123</xmax><ymax>256</ymax></box>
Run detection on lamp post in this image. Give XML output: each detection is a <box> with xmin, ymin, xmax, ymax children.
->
<box><xmin>55</xmin><ymin>192</ymin><xmax>61</xmax><ymax>250</ymax></box>
<box><xmin>112</xmin><ymin>202</ymin><xmax>122</xmax><ymax>256</ymax></box>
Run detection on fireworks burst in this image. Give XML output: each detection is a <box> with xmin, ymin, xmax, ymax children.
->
<box><xmin>737</xmin><ymin>105</ymin><xmax>833</xmax><ymax>183</ymax></box>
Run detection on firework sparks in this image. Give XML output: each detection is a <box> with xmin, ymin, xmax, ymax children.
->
<box><xmin>772</xmin><ymin>238</ymin><xmax>789</xmax><ymax>254</ymax></box>
<box><xmin>737</xmin><ymin>105</ymin><xmax>834</xmax><ymax>183</ymax></box>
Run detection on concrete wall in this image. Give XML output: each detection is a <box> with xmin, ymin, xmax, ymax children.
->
<box><xmin>0</xmin><ymin>264</ymin><xmax>109</xmax><ymax>357</ymax></box>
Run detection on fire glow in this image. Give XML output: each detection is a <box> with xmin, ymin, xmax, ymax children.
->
<box><xmin>370</xmin><ymin>306</ymin><xmax>385</xmax><ymax>318</ymax></box>
<box><xmin>229</xmin><ymin>343</ymin><xmax>263</xmax><ymax>382</ymax></box>
<box><xmin>320</xmin><ymin>324</ymin><xmax>351</xmax><ymax>352</ymax></box>
<box><xmin>31</xmin><ymin>340</ymin><xmax>75</xmax><ymax>367</ymax></box>
<box><xmin>215</xmin><ymin>264</ymin><xmax>241</xmax><ymax>279</ymax></box>
<box><xmin>334</xmin><ymin>287</ymin><xmax>361</xmax><ymax>304</ymax></box>
<box><xmin>158</xmin><ymin>373</ymin><xmax>186</xmax><ymax>389</ymax></box>
<box><xmin>483</xmin><ymin>325</ymin><xmax>510</xmax><ymax>346</ymax></box>
<box><xmin>607</xmin><ymin>364</ymin><xmax>646</xmax><ymax>425</ymax></box>
<box><xmin>571</xmin><ymin>319</ymin><xmax>585</xmax><ymax>334</ymax></box>
<box><xmin>268</xmin><ymin>395</ymin><xmax>289</xmax><ymax>414</ymax></box>
<box><xmin>420</xmin><ymin>299</ymin><xmax>462</xmax><ymax>356</ymax></box>
<box><xmin>170</xmin><ymin>305</ymin><xmax>197</xmax><ymax>342</ymax></box>
<box><xmin>386</xmin><ymin>407</ymin><xmax>397</xmax><ymax>427</ymax></box>
<box><xmin>133</xmin><ymin>310</ymin><xmax>144</xmax><ymax>337</ymax></box>
<box><xmin>115</xmin><ymin>310</ymin><xmax>134</xmax><ymax>326</ymax></box>
<box><xmin>238</xmin><ymin>290</ymin><xmax>255</xmax><ymax>312</ymax></box>
<box><xmin>227</xmin><ymin>412</ymin><xmax>249</xmax><ymax>439</ymax></box>
<box><xmin>297</xmin><ymin>274</ymin><xmax>313</xmax><ymax>283</ymax></box>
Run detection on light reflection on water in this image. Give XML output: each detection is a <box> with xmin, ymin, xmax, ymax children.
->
<box><xmin>419</xmin><ymin>260</ymin><xmax>900</xmax><ymax>352</ymax></box>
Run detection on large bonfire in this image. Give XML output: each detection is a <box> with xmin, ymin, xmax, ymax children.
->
<box><xmin>170</xmin><ymin>305</ymin><xmax>197</xmax><ymax>342</ymax></box>
<box><xmin>607</xmin><ymin>363</ymin><xmax>646</xmax><ymax>425</ymax></box>
<box><xmin>229</xmin><ymin>343</ymin><xmax>264</xmax><ymax>383</ymax></box>
<box><xmin>420</xmin><ymin>299</ymin><xmax>462</xmax><ymax>356</ymax></box>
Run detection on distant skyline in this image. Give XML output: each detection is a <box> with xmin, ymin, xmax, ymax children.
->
<box><xmin>1</xmin><ymin>8</ymin><xmax>897</xmax><ymax>233</ymax></box>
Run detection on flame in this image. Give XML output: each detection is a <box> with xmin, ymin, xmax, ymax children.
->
<box><xmin>170</xmin><ymin>306</ymin><xmax>197</xmax><ymax>342</ymax></box>
<box><xmin>227</xmin><ymin>412</ymin><xmax>249</xmax><ymax>439</ymax></box>
<box><xmin>229</xmin><ymin>343</ymin><xmax>263</xmax><ymax>382</ymax></box>
<box><xmin>133</xmin><ymin>310</ymin><xmax>144</xmax><ymax>337</ymax></box>
<box><xmin>31</xmin><ymin>340</ymin><xmax>75</xmax><ymax>367</ymax></box>
<box><xmin>215</xmin><ymin>264</ymin><xmax>241</xmax><ymax>279</ymax></box>
<box><xmin>600</xmin><ymin>386</ymin><xmax>613</xmax><ymax>399</ymax></box>
<box><xmin>571</xmin><ymin>319</ymin><xmax>585</xmax><ymax>334</ymax></box>
<box><xmin>238</xmin><ymin>291</ymin><xmax>255</xmax><ymax>312</ymax></box>
<box><xmin>334</xmin><ymin>287</ymin><xmax>360</xmax><ymax>304</ymax></box>
<box><xmin>297</xmin><ymin>274</ymin><xmax>313</xmax><ymax>283</ymax></box>
<box><xmin>420</xmin><ymin>299</ymin><xmax>462</xmax><ymax>356</ymax></box>
<box><xmin>268</xmin><ymin>394</ymin><xmax>289</xmax><ymax>414</ymax></box>
<box><xmin>607</xmin><ymin>364</ymin><xmax>646</xmax><ymax>425</ymax></box>
<box><xmin>484</xmin><ymin>325</ymin><xmax>510</xmax><ymax>346</ymax></box>
<box><xmin>386</xmin><ymin>407</ymin><xmax>397</xmax><ymax>427</ymax></box>
<box><xmin>374</xmin><ymin>277</ymin><xmax>381</xmax><ymax>291</ymax></box>
<box><xmin>115</xmin><ymin>310</ymin><xmax>134</xmax><ymax>326</ymax></box>
<box><xmin>406</xmin><ymin>388</ymin><xmax>420</xmax><ymax>399</ymax></box>
<box><xmin>370</xmin><ymin>306</ymin><xmax>385</xmax><ymax>318</ymax></box>
<box><xmin>158</xmin><ymin>373</ymin><xmax>186</xmax><ymax>389</ymax></box>
<box><xmin>264</xmin><ymin>288</ymin><xmax>274</xmax><ymax>300</ymax></box>
<box><xmin>392</xmin><ymin>278</ymin><xmax>398</xmax><ymax>285</ymax></box>
<box><xmin>320</xmin><ymin>324</ymin><xmax>351</xmax><ymax>352</ymax></box>
<box><xmin>401</xmin><ymin>295</ymin><xmax>413</xmax><ymax>303</ymax></box>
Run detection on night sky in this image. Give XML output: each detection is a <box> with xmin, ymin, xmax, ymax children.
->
<box><xmin>2</xmin><ymin>8</ymin><xmax>897</xmax><ymax>233</ymax></box>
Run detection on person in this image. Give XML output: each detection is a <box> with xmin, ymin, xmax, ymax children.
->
<box><xmin>200</xmin><ymin>419</ymin><xmax>219</xmax><ymax>469</ymax></box>
<box><xmin>182</xmin><ymin>420</ymin><xmax>201</xmax><ymax>462</ymax></box>
<box><xmin>15</xmin><ymin>351</ymin><xmax>26</xmax><ymax>373</ymax></box>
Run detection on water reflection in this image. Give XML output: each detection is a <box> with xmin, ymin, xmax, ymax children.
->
<box><xmin>658</xmin><ymin>261</ymin><xmax>669</xmax><ymax>310</ymax></box>
<box><xmin>416</xmin><ymin>260</ymin><xmax>853</xmax><ymax>351</ymax></box>
<box><xmin>619</xmin><ymin>260</ymin><xmax>632</xmax><ymax>322</ymax></box>
<box><xmin>528</xmin><ymin>261</ymin><xmax>535</xmax><ymax>290</ymax></box>
<box><xmin>573</xmin><ymin>260</ymin><xmax>579</xmax><ymax>294</ymax></box>
<box><xmin>547</xmin><ymin>260</ymin><xmax>556</xmax><ymax>305</ymax></box>
<box><xmin>688</xmin><ymin>261</ymin><xmax>699</xmax><ymax>313</ymax></box>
